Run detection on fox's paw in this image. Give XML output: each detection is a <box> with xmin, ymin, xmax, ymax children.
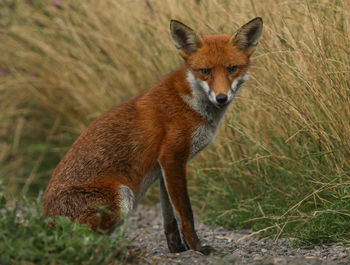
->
<box><xmin>168</xmin><ymin>243</ymin><xmax>187</xmax><ymax>253</ymax></box>
<box><xmin>199</xmin><ymin>245</ymin><xmax>215</xmax><ymax>256</ymax></box>
<box><xmin>166</xmin><ymin>230</ymin><xmax>187</xmax><ymax>253</ymax></box>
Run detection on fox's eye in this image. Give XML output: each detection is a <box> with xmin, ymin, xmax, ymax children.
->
<box><xmin>199</xmin><ymin>68</ymin><xmax>212</xmax><ymax>76</ymax></box>
<box><xmin>227</xmin><ymin>65</ymin><xmax>237</xmax><ymax>75</ymax></box>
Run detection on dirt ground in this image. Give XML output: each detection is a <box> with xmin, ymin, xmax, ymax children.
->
<box><xmin>124</xmin><ymin>204</ymin><xmax>350</xmax><ymax>265</ymax></box>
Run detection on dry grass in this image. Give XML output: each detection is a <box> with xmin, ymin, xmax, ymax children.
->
<box><xmin>1</xmin><ymin>0</ymin><xmax>350</xmax><ymax>243</ymax></box>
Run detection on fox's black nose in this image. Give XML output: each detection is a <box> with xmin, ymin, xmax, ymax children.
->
<box><xmin>216</xmin><ymin>94</ymin><xmax>228</xmax><ymax>104</ymax></box>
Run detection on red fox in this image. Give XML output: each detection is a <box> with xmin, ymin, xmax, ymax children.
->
<box><xmin>43</xmin><ymin>17</ymin><xmax>263</xmax><ymax>254</ymax></box>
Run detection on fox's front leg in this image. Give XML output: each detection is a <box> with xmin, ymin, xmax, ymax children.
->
<box><xmin>158</xmin><ymin>140</ymin><xmax>213</xmax><ymax>255</ymax></box>
<box><xmin>159</xmin><ymin>176</ymin><xmax>186</xmax><ymax>253</ymax></box>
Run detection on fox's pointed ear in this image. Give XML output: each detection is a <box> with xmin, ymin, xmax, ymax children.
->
<box><xmin>170</xmin><ymin>20</ymin><xmax>203</xmax><ymax>55</ymax></box>
<box><xmin>231</xmin><ymin>17</ymin><xmax>263</xmax><ymax>54</ymax></box>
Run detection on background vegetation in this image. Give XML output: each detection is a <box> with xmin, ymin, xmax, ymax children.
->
<box><xmin>1</xmin><ymin>0</ymin><xmax>350</xmax><ymax>260</ymax></box>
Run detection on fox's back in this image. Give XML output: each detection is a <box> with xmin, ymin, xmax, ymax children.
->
<box><xmin>47</xmin><ymin>100</ymin><xmax>158</xmax><ymax>187</ymax></box>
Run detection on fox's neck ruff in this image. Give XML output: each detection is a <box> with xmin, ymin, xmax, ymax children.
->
<box><xmin>182</xmin><ymin>71</ymin><xmax>226</xmax><ymax>158</ymax></box>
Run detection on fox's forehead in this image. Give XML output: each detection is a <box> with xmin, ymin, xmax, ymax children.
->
<box><xmin>201</xmin><ymin>34</ymin><xmax>231</xmax><ymax>43</ymax></box>
<box><xmin>187</xmin><ymin>34</ymin><xmax>249</xmax><ymax>68</ymax></box>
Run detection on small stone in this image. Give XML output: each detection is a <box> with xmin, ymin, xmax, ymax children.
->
<box><xmin>273</xmin><ymin>257</ymin><xmax>286</xmax><ymax>265</ymax></box>
<box><xmin>253</xmin><ymin>254</ymin><xmax>263</xmax><ymax>261</ymax></box>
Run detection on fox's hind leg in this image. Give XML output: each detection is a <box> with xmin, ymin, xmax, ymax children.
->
<box><xmin>159</xmin><ymin>176</ymin><xmax>186</xmax><ymax>253</ymax></box>
<box><xmin>43</xmin><ymin>178</ymin><xmax>132</xmax><ymax>231</ymax></box>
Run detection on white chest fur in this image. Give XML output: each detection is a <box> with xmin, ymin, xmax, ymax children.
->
<box><xmin>183</xmin><ymin>71</ymin><xmax>232</xmax><ymax>159</ymax></box>
<box><xmin>190</xmin><ymin>124</ymin><xmax>217</xmax><ymax>158</ymax></box>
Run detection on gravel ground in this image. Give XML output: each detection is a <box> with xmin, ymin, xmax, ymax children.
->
<box><xmin>124</xmin><ymin>204</ymin><xmax>350</xmax><ymax>265</ymax></box>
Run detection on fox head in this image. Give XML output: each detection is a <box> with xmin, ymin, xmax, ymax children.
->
<box><xmin>170</xmin><ymin>18</ymin><xmax>263</xmax><ymax>108</ymax></box>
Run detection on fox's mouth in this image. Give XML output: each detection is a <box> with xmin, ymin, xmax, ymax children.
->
<box><xmin>215</xmin><ymin>102</ymin><xmax>229</xmax><ymax>108</ymax></box>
